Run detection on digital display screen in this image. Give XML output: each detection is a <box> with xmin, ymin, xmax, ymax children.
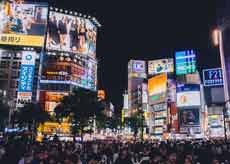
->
<box><xmin>203</xmin><ymin>68</ymin><xmax>223</xmax><ymax>86</ymax></box>
<box><xmin>175</xmin><ymin>50</ymin><xmax>196</xmax><ymax>75</ymax></box>
<box><xmin>41</xmin><ymin>52</ymin><xmax>97</xmax><ymax>91</ymax></box>
<box><xmin>0</xmin><ymin>0</ymin><xmax>48</xmax><ymax>47</ymax></box>
<box><xmin>148</xmin><ymin>73</ymin><xmax>167</xmax><ymax>105</ymax></box>
<box><xmin>46</xmin><ymin>11</ymin><xmax>97</xmax><ymax>58</ymax></box>
<box><xmin>179</xmin><ymin>108</ymin><xmax>200</xmax><ymax>127</ymax></box>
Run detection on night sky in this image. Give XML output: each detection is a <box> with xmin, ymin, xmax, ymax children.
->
<box><xmin>39</xmin><ymin>0</ymin><xmax>222</xmax><ymax>112</ymax></box>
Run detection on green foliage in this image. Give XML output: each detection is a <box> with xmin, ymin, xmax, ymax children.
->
<box><xmin>125</xmin><ymin>112</ymin><xmax>143</xmax><ymax>137</ymax></box>
<box><xmin>54</xmin><ymin>88</ymin><xmax>106</xmax><ymax>137</ymax></box>
<box><xmin>17</xmin><ymin>102</ymin><xmax>50</xmax><ymax>129</ymax></box>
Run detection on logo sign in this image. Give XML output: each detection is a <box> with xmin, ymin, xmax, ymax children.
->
<box><xmin>17</xmin><ymin>51</ymin><xmax>36</xmax><ymax>108</ymax></box>
<box><xmin>175</xmin><ymin>50</ymin><xmax>196</xmax><ymax>75</ymax></box>
<box><xmin>132</xmin><ymin>60</ymin><xmax>145</xmax><ymax>73</ymax></box>
<box><xmin>203</xmin><ymin>68</ymin><xmax>223</xmax><ymax>86</ymax></box>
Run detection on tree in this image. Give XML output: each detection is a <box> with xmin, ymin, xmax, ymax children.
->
<box><xmin>54</xmin><ymin>88</ymin><xmax>105</xmax><ymax>141</ymax></box>
<box><xmin>0</xmin><ymin>95</ymin><xmax>9</xmax><ymax>131</ymax></box>
<box><xmin>17</xmin><ymin>102</ymin><xmax>50</xmax><ymax>133</ymax></box>
<box><xmin>125</xmin><ymin>112</ymin><xmax>143</xmax><ymax>140</ymax></box>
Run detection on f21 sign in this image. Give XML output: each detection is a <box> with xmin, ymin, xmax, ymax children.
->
<box><xmin>203</xmin><ymin>68</ymin><xmax>223</xmax><ymax>86</ymax></box>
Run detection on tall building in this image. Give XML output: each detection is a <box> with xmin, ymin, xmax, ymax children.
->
<box><xmin>39</xmin><ymin>8</ymin><xmax>98</xmax><ymax>115</ymax></box>
<box><xmin>0</xmin><ymin>0</ymin><xmax>49</xmax><ymax>109</ymax></box>
<box><xmin>0</xmin><ymin>49</ymin><xmax>41</xmax><ymax>109</ymax></box>
<box><xmin>128</xmin><ymin>60</ymin><xmax>146</xmax><ymax>113</ymax></box>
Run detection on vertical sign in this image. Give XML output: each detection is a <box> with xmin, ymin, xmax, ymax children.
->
<box><xmin>175</xmin><ymin>50</ymin><xmax>196</xmax><ymax>75</ymax></box>
<box><xmin>17</xmin><ymin>51</ymin><xmax>36</xmax><ymax>107</ymax></box>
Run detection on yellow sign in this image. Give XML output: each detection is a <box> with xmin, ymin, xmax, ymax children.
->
<box><xmin>148</xmin><ymin>73</ymin><xmax>167</xmax><ymax>104</ymax></box>
<box><xmin>0</xmin><ymin>34</ymin><xmax>44</xmax><ymax>47</ymax></box>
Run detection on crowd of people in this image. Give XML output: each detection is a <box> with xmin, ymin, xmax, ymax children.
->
<box><xmin>0</xmin><ymin>135</ymin><xmax>230</xmax><ymax>164</ymax></box>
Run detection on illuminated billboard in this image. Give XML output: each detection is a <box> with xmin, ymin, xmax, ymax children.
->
<box><xmin>148</xmin><ymin>58</ymin><xmax>174</xmax><ymax>75</ymax></box>
<box><xmin>98</xmin><ymin>90</ymin><xmax>105</xmax><ymax>100</ymax></box>
<box><xmin>17</xmin><ymin>51</ymin><xmax>36</xmax><ymax>107</ymax></box>
<box><xmin>179</xmin><ymin>108</ymin><xmax>200</xmax><ymax>127</ymax></box>
<box><xmin>148</xmin><ymin>73</ymin><xmax>167</xmax><ymax>105</ymax></box>
<box><xmin>40</xmin><ymin>52</ymin><xmax>97</xmax><ymax>91</ymax></box>
<box><xmin>203</xmin><ymin>68</ymin><xmax>223</xmax><ymax>86</ymax></box>
<box><xmin>176</xmin><ymin>84</ymin><xmax>201</xmax><ymax>107</ymax></box>
<box><xmin>175</xmin><ymin>50</ymin><xmax>196</xmax><ymax>75</ymax></box>
<box><xmin>46</xmin><ymin>11</ymin><xmax>97</xmax><ymax>58</ymax></box>
<box><xmin>0</xmin><ymin>0</ymin><xmax>48</xmax><ymax>47</ymax></box>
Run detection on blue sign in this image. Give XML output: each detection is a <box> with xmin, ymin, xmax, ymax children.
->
<box><xmin>177</xmin><ymin>84</ymin><xmax>200</xmax><ymax>93</ymax></box>
<box><xmin>175</xmin><ymin>50</ymin><xmax>196</xmax><ymax>75</ymax></box>
<box><xmin>18</xmin><ymin>64</ymin><xmax>35</xmax><ymax>92</ymax></box>
<box><xmin>203</xmin><ymin>68</ymin><xmax>223</xmax><ymax>86</ymax></box>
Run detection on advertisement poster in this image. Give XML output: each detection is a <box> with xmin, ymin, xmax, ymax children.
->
<box><xmin>175</xmin><ymin>50</ymin><xmax>196</xmax><ymax>75</ymax></box>
<box><xmin>0</xmin><ymin>0</ymin><xmax>48</xmax><ymax>47</ymax></box>
<box><xmin>176</xmin><ymin>84</ymin><xmax>201</xmax><ymax>107</ymax></box>
<box><xmin>47</xmin><ymin>11</ymin><xmax>97</xmax><ymax>58</ymax></box>
<box><xmin>148</xmin><ymin>58</ymin><xmax>174</xmax><ymax>75</ymax></box>
<box><xmin>179</xmin><ymin>108</ymin><xmax>200</xmax><ymax>127</ymax></box>
<box><xmin>17</xmin><ymin>51</ymin><xmax>36</xmax><ymax>107</ymax></box>
<box><xmin>148</xmin><ymin>73</ymin><xmax>167</xmax><ymax>105</ymax></box>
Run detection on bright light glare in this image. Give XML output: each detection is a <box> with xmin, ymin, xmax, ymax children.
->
<box><xmin>212</xmin><ymin>29</ymin><xmax>220</xmax><ymax>46</ymax></box>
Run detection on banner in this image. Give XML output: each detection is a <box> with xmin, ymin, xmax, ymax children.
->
<box><xmin>17</xmin><ymin>51</ymin><xmax>36</xmax><ymax>107</ymax></box>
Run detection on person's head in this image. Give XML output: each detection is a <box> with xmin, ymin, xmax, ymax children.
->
<box><xmin>48</xmin><ymin>156</ymin><xmax>56</xmax><ymax>164</ymax></box>
<box><xmin>184</xmin><ymin>157</ymin><xmax>192</xmax><ymax>164</ymax></box>
<box><xmin>212</xmin><ymin>159</ymin><xmax>220</xmax><ymax>164</ymax></box>
<box><xmin>120</xmin><ymin>148</ymin><xmax>128</xmax><ymax>159</ymax></box>
<box><xmin>168</xmin><ymin>152</ymin><xmax>177</xmax><ymax>163</ymax></box>
<box><xmin>51</xmin><ymin>15</ymin><xmax>56</xmax><ymax>21</ymax></box>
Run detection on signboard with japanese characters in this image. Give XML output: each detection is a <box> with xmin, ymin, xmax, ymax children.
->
<box><xmin>17</xmin><ymin>51</ymin><xmax>36</xmax><ymax>107</ymax></box>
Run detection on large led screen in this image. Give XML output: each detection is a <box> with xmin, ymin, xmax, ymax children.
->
<box><xmin>179</xmin><ymin>108</ymin><xmax>200</xmax><ymax>127</ymax></box>
<box><xmin>203</xmin><ymin>68</ymin><xmax>223</xmax><ymax>86</ymax></box>
<box><xmin>0</xmin><ymin>0</ymin><xmax>48</xmax><ymax>47</ymax></box>
<box><xmin>148</xmin><ymin>73</ymin><xmax>167</xmax><ymax>105</ymax></box>
<box><xmin>40</xmin><ymin>52</ymin><xmax>97</xmax><ymax>91</ymax></box>
<box><xmin>46</xmin><ymin>11</ymin><xmax>97</xmax><ymax>58</ymax></box>
<box><xmin>176</xmin><ymin>84</ymin><xmax>201</xmax><ymax>107</ymax></box>
<box><xmin>148</xmin><ymin>58</ymin><xmax>174</xmax><ymax>75</ymax></box>
<box><xmin>175</xmin><ymin>50</ymin><xmax>196</xmax><ymax>75</ymax></box>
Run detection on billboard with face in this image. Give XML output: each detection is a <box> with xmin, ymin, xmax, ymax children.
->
<box><xmin>46</xmin><ymin>11</ymin><xmax>97</xmax><ymax>58</ymax></box>
<box><xmin>179</xmin><ymin>108</ymin><xmax>200</xmax><ymax>127</ymax></box>
<box><xmin>148</xmin><ymin>58</ymin><xmax>174</xmax><ymax>75</ymax></box>
<box><xmin>148</xmin><ymin>73</ymin><xmax>167</xmax><ymax>105</ymax></box>
<box><xmin>0</xmin><ymin>0</ymin><xmax>48</xmax><ymax>47</ymax></box>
